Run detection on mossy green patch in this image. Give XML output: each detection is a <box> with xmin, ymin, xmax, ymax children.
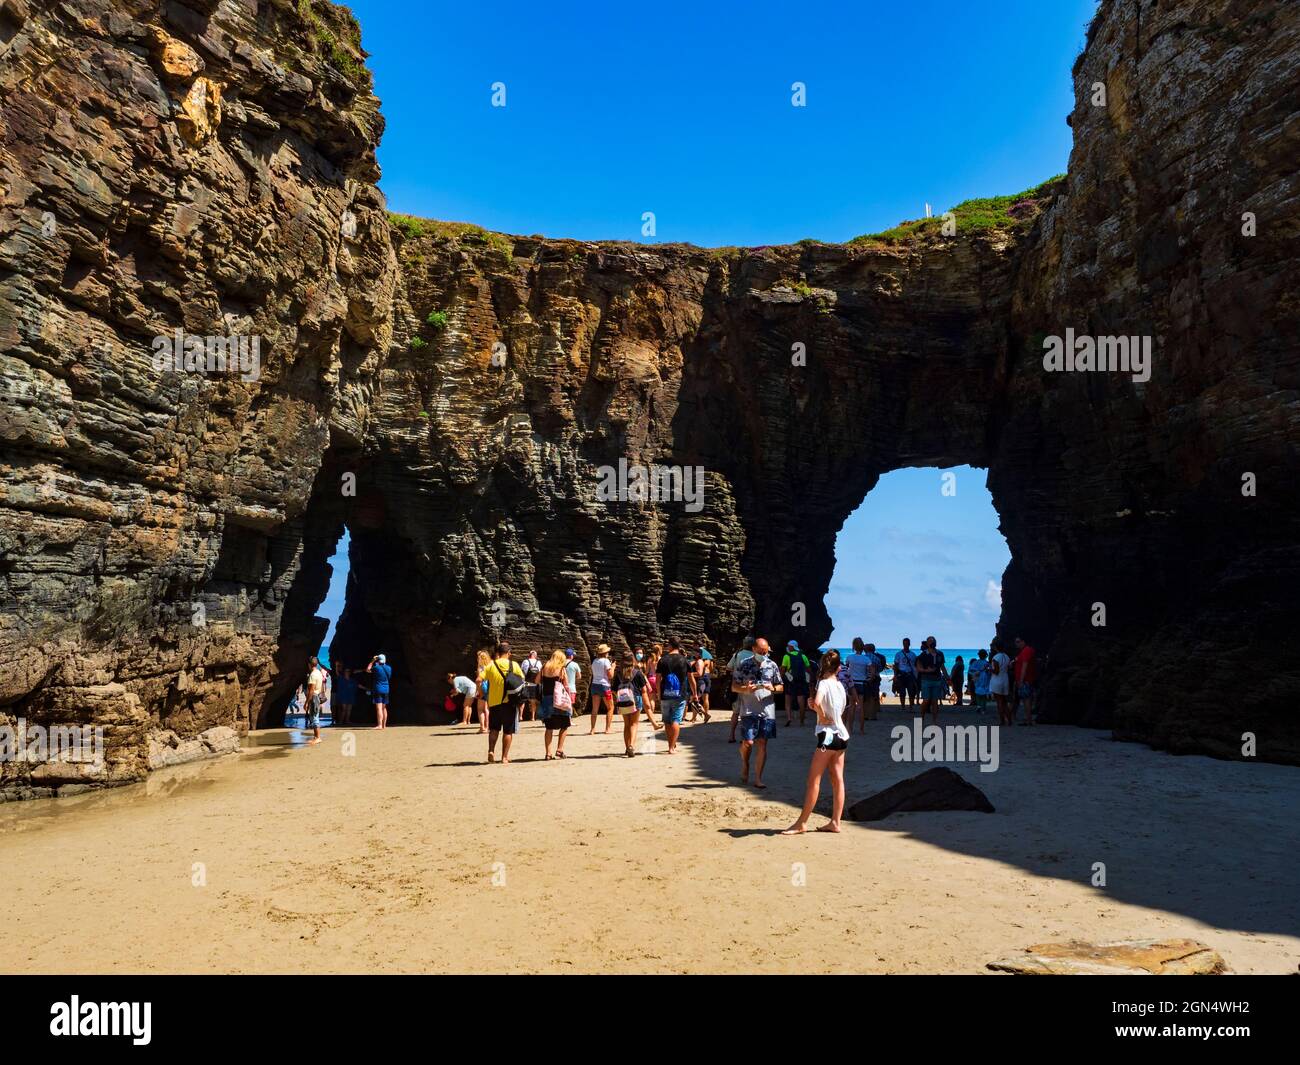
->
<box><xmin>850</xmin><ymin>175</ymin><xmax>1066</xmax><ymax>245</ymax></box>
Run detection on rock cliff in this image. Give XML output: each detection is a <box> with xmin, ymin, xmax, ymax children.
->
<box><xmin>1</xmin><ymin>0</ymin><xmax>1296</xmax><ymax>798</ymax></box>
<box><xmin>0</xmin><ymin>0</ymin><xmax>396</xmax><ymax>796</ymax></box>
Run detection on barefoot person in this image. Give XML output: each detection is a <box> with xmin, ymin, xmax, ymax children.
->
<box><xmin>695</xmin><ymin>645</ymin><xmax>713</xmax><ymax>721</ymax></box>
<box><xmin>655</xmin><ymin>638</ymin><xmax>691</xmax><ymax>754</ymax></box>
<box><xmin>732</xmin><ymin>637</ymin><xmax>783</xmax><ymax>788</ymax></box>
<box><xmin>474</xmin><ymin>649</ymin><xmax>490</xmax><ymax>734</ymax></box>
<box><xmin>447</xmin><ymin>671</ymin><xmax>476</xmax><ymax>726</ymax></box>
<box><xmin>484</xmin><ymin>641</ymin><xmax>524</xmax><ymax>763</ymax></box>
<box><xmin>844</xmin><ymin>637</ymin><xmax>871</xmax><ymax>731</ymax></box>
<box><xmin>893</xmin><ymin>638</ymin><xmax>918</xmax><ymax>710</ymax></box>
<box><xmin>304</xmin><ymin>657</ymin><xmax>325</xmax><ymax>745</ymax></box>
<box><xmin>861</xmin><ymin>642</ymin><xmax>885</xmax><ymax>728</ymax></box>
<box><xmin>783</xmin><ymin>650</ymin><xmax>849</xmax><ymax>834</ymax></box>
<box><xmin>366</xmin><ymin>654</ymin><xmax>392</xmax><ymax>730</ymax></box>
<box><xmin>540</xmin><ymin>650</ymin><xmax>573</xmax><ymax>759</ymax></box>
<box><xmin>588</xmin><ymin>643</ymin><xmax>615</xmax><ymax>734</ymax></box>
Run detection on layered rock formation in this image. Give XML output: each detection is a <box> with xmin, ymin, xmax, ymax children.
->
<box><xmin>1</xmin><ymin>0</ymin><xmax>1297</xmax><ymax>798</ymax></box>
<box><xmin>0</xmin><ymin>0</ymin><xmax>396</xmax><ymax>796</ymax></box>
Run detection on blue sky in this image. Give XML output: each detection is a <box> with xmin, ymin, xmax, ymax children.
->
<box><xmin>825</xmin><ymin>466</ymin><xmax>1009</xmax><ymax>648</ymax></box>
<box><xmin>349</xmin><ymin>0</ymin><xmax>1096</xmax><ymax>246</ymax></box>
<box><xmin>317</xmin><ymin>1</ymin><xmax>1089</xmax><ymax>650</ymax></box>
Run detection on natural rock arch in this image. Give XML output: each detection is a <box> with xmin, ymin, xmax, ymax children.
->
<box><xmin>1</xmin><ymin>0</ymin><xmax>1297</xmax><ymax>800</ymax></box>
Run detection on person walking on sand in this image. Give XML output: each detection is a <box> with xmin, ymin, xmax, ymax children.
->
<box><xmin>540</xmin><ymin>650</ymin><xmax>573</xmax><ymax>759</ymax></box>
<box><xmin>447</xmin><ymin>671</ymin><xmax>476</xmax><ymax>726</ymax></box>
<box><xmin>726</xmin><ymin>636</ymin><xmax>755</xmax><ymax>743</ymax></box>
<box><xmin>563</xmin><ymin>648</ymin><xmax>582</xmax><ymax>708</ymax></box>
<box><xmin>915</xmin><ymin>638</ymin><xmax>944</xmax><ymax>725</ymax></box>
<box><xmin>1013</xmin><ymin>636</ymin><xmax>1038</xmax><ymax>725</ymax></box>
<box><xmin>367</xmin><ymin>653</ymin><xmax>392</xmax><ymax>730</ymax></box>
<box><xmin>588</xmin><ymin>643</ymin><xmax>615</xmax><ymax>734</ymax></box>
<box><xmin>616</xmin><ymin>652</ymin><xmax>655</xmax><ymax>756</ymax></box>
<box><xmin>474</xmin><ymin>649</ymin><xmax>491</xmax><ymax>733</ymax></box>
<box><xmin>845</xmin><ymin>637</ymin><xmax>873</xmax><ymax>731</ymax></box>
<box><xmin>950</xmin><ymin>655</ymin><xmax>965</xmax><ymax>707</ymax></box>
<box><xmin>655</xmin><ymin>638</ymin><xmax>691</xmax><ymax>754</ymax></box>
<box><xmin>304</xmin><ymin>656</ymin><xmax>325</xmax><ymax>745</ymax></box>
<box><xmin>782</xmin><ymin>650</ymin><xmax>849</xmax><ymax>834</ymax></box>
<box><xmin>732</xmin><ymin>637</ymin><xmax>783</xmax><ymax>788</ymax></box>
<box><xmin>695</xmin><ymin>645</ymin><xmax>713</xmax><ymax>719</ymax></box>
<box><xmin>989</xmin><ymin>639</ymin><xmax>1013</xmax><ymax>725</ymax></box>
<box><xmin>485</xmin><ymin>641</ymin><xmax>524</xmax><ymax>763</ymax></box>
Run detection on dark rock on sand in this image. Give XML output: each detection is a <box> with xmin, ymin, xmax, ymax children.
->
<box><xmin>846</xmin><ymin>767</ymin><xmax>995</xmax><ymax>822</ymax></box>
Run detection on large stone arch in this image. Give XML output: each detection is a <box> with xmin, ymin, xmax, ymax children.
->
<box><xmin>1</xmin><ymin>0</ymin><xmax>1297</xmax><ymax>798</ymax></box>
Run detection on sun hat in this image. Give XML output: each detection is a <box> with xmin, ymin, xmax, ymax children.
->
<box><xmin>595</xmin><ymin>643</ymin><xmax>611</xmax><ymax>655</ymax></box>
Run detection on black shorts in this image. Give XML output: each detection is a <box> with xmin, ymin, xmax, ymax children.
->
<box><xmin>488</xmin><ymin>702</ymin><xmax>519</xmax><ymax>734</ymax></box>
<box><xmin>544</xmin><ymin>712</ymin><xmax>571</xmax><ymax>731</ymax></box>
<box><xmin>787</xmin><ymin>680</ymin><xmax>809</xmax><ymax>697</ymax></box>
<box><xmin>816</xmin><ymin>732</ymin><xmax>849</xmax><ymax>752</ymax></box>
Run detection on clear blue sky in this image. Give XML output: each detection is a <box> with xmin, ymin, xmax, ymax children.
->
<box><xmin>349</xmin><ymin>0</ymin><xmax>1096</xmax><ymax>246</ymax></box>
<box><xmin>826</xmin><ymin>466</ymin><xmax>1009</xmax><ymax>649</ymax></box>
<box><xmin>316</xmin><ymin>2</ymin><xmax>1088</xmax><ymax>649</ymax></box>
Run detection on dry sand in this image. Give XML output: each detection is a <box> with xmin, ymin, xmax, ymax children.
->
<box><xmin>1</xmin><ymin>704</ymin><xmax>1297</xmax><ymax>974</ymax></box>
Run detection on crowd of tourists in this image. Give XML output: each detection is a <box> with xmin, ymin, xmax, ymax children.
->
<box><xmin>292</xmin><ymin>632</ymin><xmax>1039</xmax><ymax>833</ymax></box>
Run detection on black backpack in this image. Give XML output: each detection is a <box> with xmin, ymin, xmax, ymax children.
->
<box><xmin>492</xmin><ymin>659</ymin><xmax>524</xmax><ymax>703</ymax></box>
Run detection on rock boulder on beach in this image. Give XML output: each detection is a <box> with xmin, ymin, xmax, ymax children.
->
<box><xmin>846</xmin><ymin>767</ymin><xmax>995</xmax><ymax>822</ymax></box>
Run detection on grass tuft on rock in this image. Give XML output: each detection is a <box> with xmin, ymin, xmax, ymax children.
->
<box><xmin>850</xmin><ymin>175</ymin><xmax>1066</xmax><ymax>245</ymax></box>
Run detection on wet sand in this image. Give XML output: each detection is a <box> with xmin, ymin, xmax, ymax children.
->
<box><xmin>1</xmin><ymin>704</ymin><xmax>1296</xmax><ymax>974</ymax></box>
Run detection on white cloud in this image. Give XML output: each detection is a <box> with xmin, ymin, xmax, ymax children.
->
<box><xmin>984</xmin><ymin>579</ymin><xmax>1002</xmax><ymax>612</ymax></box>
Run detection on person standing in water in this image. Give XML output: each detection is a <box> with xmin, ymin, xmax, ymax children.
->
<box><xmin>782</xmin><ymin>650</ymin><xmax>849</xmax><ymax>834</ymax></box>
<box><xmin>367</xmin><ymin>654</ymin><xmax>392</xmax><ymax>730</ymax></box>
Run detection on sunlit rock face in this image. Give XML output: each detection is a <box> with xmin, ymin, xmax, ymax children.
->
<box><xmin>1</xmin><ymin>0</ymin><xmax>1296</xmax><ymax>799</ymax></box>
<box><xmin>0</xmin><ymin>0</ymin><xmax>398</xmax><ymax>796</ymax></box>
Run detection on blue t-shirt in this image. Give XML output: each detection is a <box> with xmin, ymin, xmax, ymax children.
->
<box><xmin>335</xmin><ymin>675</ymin><xmax>357</xmax><ymax>702</ymax></box>
<box><xmin>968</xmin><ymin>658</ymin><xmax>990</xmax><ymax>695</ymax></box>
<box><xmin>372</xmin><ymin>663</ymin><xmax>392</xmax><ymax>694</ymax></box>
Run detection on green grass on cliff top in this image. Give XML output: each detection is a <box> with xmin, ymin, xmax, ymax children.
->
<box><xmin>849</xmin><ymin>175</ymin><xmax>1065</xmax><ymax>245</ymax></box>
<box><xmin>298</xmin><ymin>0</ymin><xmax>371</xmax><ymax>91</ymax></box>
<box><xmin>386</xmin><ymin>175</ymin><xmax>1066</xmax><ymax>255</ymax></box>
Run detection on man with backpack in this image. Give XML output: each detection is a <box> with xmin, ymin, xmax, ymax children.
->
<box><xmin>485</xmin><ymin>640</ymin><xmax>525</xmax><ymax>763</ymax></box>
<box><xmin>781</xmin><ymin>641</ymin><xmax>811</xmax><ymax>726</ymax></box>
<box><xmin>655</xmin><ymin>637</ymin><xmax>693</xmax><ymax>755</ymax></box>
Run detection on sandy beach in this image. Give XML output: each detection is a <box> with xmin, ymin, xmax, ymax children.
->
<box><xmin>1</xmin><ymin>703</ymin><xmax>1296</xmax><ymax>975</ymax></box>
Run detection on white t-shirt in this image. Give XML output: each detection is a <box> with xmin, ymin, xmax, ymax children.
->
<box><xmin>815</xmin><ymin>678</ymin><xmax>849</xmax><ymax>741</ymax></box>
<box><xmin>988</xmin><ymin>653</ymin><xmax>1012</xmax><ymax>695</ymax></box>
<box><xmin>591</xmin><ymin>657</ymin><xmax>612</xmax><ymax>686</ymax></box>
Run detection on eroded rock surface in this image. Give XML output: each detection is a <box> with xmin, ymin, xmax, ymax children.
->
<box><xmin>988</xmin><ymin>938</ymin><xmax>1229</xmax><ymax>976</ymax></box>
<box><xmin>1</xmin><ymin>0</ymin><xmax>1297</xmax><ymax>799</ymax></box>
<box><xmin>0</xmin><ymin>0</ymin><xmax>397</xmax><ymax>796</ymax></box>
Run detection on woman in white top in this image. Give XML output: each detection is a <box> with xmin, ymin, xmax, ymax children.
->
<box><xmin>782</xmin><ymin>650</ymin><xmax>850</xmax><ymax>835</ymax></box>
<box><xmin>988</xmin><ymin>639</ymin><xmax>1013</xmax><ymax>726</ymax></box>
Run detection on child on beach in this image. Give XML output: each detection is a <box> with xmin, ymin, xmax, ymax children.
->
<box><xmin>782</xmin><ymin>650</ymin><xmax>848</xmax><ymax>835</ymax></box>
